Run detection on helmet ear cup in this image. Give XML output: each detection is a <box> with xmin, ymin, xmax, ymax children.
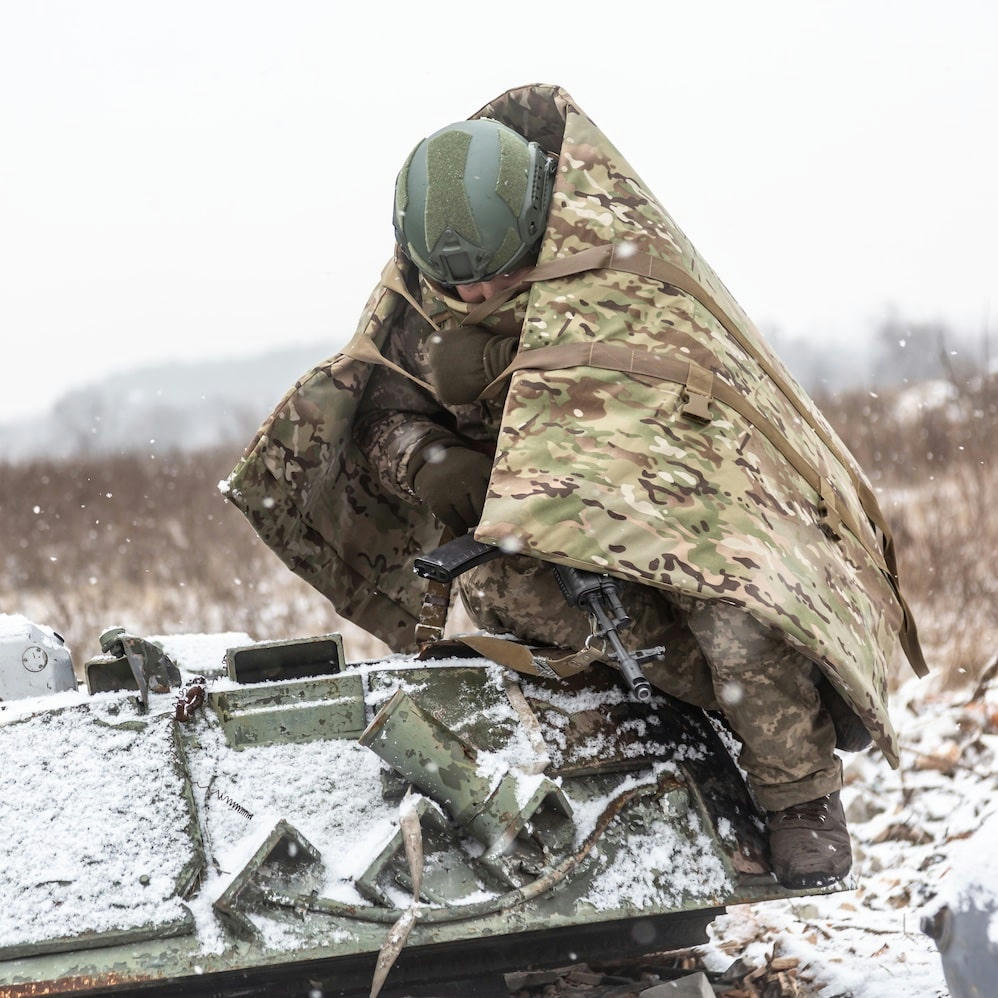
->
<box><xmin>393</xmin><ymin>118</ymin><xmax>555</xmax><ymax>286</ymax></box>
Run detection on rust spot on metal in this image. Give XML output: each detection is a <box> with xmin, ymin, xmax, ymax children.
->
<box><xmin>0</xmin><ymin>969</ymin><xmax>156</xmax><ymax>997</ymax></box>
<box><xmin>174</xmin><ymin>676</ymin><xmax>207</xmax><ymax>722</ymax></box>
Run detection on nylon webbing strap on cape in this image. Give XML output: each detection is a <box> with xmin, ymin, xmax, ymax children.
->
<box><xmin>455</xmin><ymin>634</ymin><xmax>601</xmax><ymax>679</ymax></box>
<box><xmin>485</xmin><ymin>342</ymin><xmax>926</xmax><ymax>678</ymax></box>
<box><xmin>488</xmin><ymin>340</ymin><xmax>888</xmax><ymax>571</ymax></box>
<box><xmin>512</xmin><ymin>245</ymin><xmax>927</xmax><ymax>676</ymax></box>
<box><xmin>460</xmin><ymin>280</ymin><xmax>531</xmax><ymax>326</ymax></box>
<box><xmin>521</xmin><ymin>244</ymin><xmax>891</xmax><ymax>546</ymax></box>
<box><xmin>357</xmin><ymin>250</ymin><xmax>926</xmax><ymax>677</ymax></box>
<box><xmin>415</xmin><ymin>527</ymin><xmax>456</xmax><ymax>646</ymax></box>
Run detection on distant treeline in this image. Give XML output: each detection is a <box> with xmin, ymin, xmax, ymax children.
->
<box><xmin>769</xmin><ymin>313</ymin><xmax>994</xmax><ymax>392</ymax></box>
<box><xmin>1</xmin><ymin>375</ymin><xmax>994</xmax><ymax>688</ymax></box>
<box><xmin>2</xmin><ymin>315</ymin><xmax>992</xmax><ymax>467</ymax></box>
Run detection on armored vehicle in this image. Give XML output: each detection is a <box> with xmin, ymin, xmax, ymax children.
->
<box><xmin>0</xmin><ymin>621</ymin><xmax>839</xmax><ymax>998</ymax></box>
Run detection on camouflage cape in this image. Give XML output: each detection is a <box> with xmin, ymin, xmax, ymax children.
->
<box><xmin>226</xmin><ymin>84</ymin><xmax>926</xmax><ymax>766</ymax></box>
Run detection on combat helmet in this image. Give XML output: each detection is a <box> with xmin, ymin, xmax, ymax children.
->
<box><xmin>393</xmin><ymin>118</ymin><xmax>557</xmax><ymax>285</ymax></box>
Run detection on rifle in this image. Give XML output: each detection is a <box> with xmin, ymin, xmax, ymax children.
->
<box><xmin>413</xmin><ymin>535</ymin><xmax>661</xmax><ymax>703</ymax></box>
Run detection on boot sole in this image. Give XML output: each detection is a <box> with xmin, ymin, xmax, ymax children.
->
<box><xmin>775</xmin><ymin>869</ymin><xmax>849</xmax><ymax>890</ymax></box>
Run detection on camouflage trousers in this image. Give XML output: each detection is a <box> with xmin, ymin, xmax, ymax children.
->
<box><xmin>459</xmin><ymin>555</ymin><xmax>841</xmax><ymax>812</ymax></box>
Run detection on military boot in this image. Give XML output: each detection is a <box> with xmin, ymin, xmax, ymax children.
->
<box><xmin>767</xmin><ymin>790</ymin><xmax>852</xmax><ymax>889</ymax></box>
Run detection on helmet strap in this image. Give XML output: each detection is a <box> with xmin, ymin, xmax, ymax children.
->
<box><xmin>459</xmin><ymin>279</ymin><xmax>532</xmax><ymax>327</ymax></box>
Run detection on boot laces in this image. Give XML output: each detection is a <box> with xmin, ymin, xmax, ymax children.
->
<box><xmin>773</xmin><ymin>794</ymin><xmax>831</xmax><ymax>825</ymax></box>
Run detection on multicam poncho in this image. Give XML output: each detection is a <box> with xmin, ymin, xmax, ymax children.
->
<box><xmin>226</xmin><ymin>84</ymin><xmax>925</xmax><ymax>765</ymax></box>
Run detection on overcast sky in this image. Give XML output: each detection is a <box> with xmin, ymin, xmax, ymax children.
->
<box><xmin>1</xmin><ymin>0</ymin><xmax>995</xmax><ymax>422</ymax></box>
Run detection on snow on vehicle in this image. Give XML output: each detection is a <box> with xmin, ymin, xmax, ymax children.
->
<box><xmin>0</xmin><ymin>614</ymin><xmax>76</xmax><ymax>701</ymax></box>
<box><xmin>0</xmin><ymin>626</ymin><xmax>844</xmax><ymax>997</ymax></box>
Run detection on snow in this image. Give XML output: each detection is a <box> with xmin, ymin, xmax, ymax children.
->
<box><xmin>0</xmin><ymin>613</ymin><xmax>34</xmax><ymax>639</ymax></box>
<box><xmin>567</xmin><ymin>763</ymin><xmax>681</xmax><ymax>846</ymax></box>
<box><xmin>520</xmin><ymin>676</ymin><xmax>630</xmax><ymax>712</ymax></box>
<box><xmin>1</xmin><ymin>642</ymin><xmax>747</xmax><ymax>965</ymax></box>
<box><xmin>182</xmin><ymin>712</ymin><xmax>400</xmax><ymax>916</ymax></box>
<box><xmin>0</xmin><ymin>687</ymin><xmax>90</xmax><ymax>721</ymax></box>
<box><xmin>0</xmin><ymin>700</ymin><xmax>193</xmax><ymax>949</ymax></box>
<box><xmin>583</xmin><ymin>807</ymin><xmax>730</xmax><ymax>912</ymax></box>
<box><xmin>510</xmin><ymin>770</ymin><xmax>551</xmax><ymax>810</ymax></box>
<box><xmin>152</xmin><ymin>631</ymin><xmax>252</xmax><ymax>675</ymax></box>
<box><xmin>698</xmin><ymin>675</ymin><xmax>998</xmax><ymax>996</ymax></box>
<box><xmin>933</xmin><ymin>808</ymin><xmax>998</xmax><ymax>917</ymax></box>
<box><xmin>0</xmin><ymin>613</ymin><xmax>65</xmax><ymax>650</ymax></box>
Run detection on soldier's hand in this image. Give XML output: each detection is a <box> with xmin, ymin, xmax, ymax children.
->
<box><xmin>410</xmin><ymin>445</ymin><xmax>493</xmax><ymax>535</ymax></box>
<box><xmin>427</xmin><ymin>326</ymin><xmax>518</xmax><ymax>405</ymax></box>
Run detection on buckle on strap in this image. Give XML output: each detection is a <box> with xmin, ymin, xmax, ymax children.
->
<box><xmin>680</xmin><ymin>360</ymin><xmax>714</xmax><ymax>423</ymax></box>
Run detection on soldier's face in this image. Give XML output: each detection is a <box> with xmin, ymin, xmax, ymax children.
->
<box><xmin>453</xmin><ymin>265</ymin><xmax>532</xmax><ymax>304</ymax></box>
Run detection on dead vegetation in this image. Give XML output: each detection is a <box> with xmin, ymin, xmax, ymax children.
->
<box><xmin>0</xmin><ymin>448</ymin><xmax>388</xmax><ymax>671</ymax></box>
<box><xmin>368</xmin><ymin>948</ymin><xmax>819</xmax><ymax>996</ymax></box>
<box><xmin>504</xmin><ymin>950</ymin><xmax>806</xmax><ymax>996</ymax></box>
<box><xmin>816</xmin><ymin>370</ymin><xmax>998</xmax><ymax>687</ymax></box>
<box><xmin>0</xmin><ymin>372</ymin><xmax>994</xmax><ymax>688</ymax></box>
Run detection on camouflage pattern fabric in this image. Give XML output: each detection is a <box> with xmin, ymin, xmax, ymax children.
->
<box><xmin>225</xmin><ymin>84</ymin><xmax>924</xmax><ymax>767</ymax></box>
<box><xmin>225</xmin><ymin>261</ymin><xmax>441</xmax><ymax>652</ymax></box>
<box><xmin>224</xmin><ymin>262</ymin><xmax>524</xmax><ymax>653</ymax></box>
<box><xmin>352</xmin><ymin>277</ymin><xmax>526</xmax><ymax>503</ymax></box>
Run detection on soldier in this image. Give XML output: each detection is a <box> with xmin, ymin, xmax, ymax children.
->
<box><xmin>229</xmin><ymin>84</ymin><xmax>925</xmax><ymax>893</ymax></box>
<box><xmin>356</xmin><ymin>115</ymin><xmax>851</xmax><ymax>889</ymax></box>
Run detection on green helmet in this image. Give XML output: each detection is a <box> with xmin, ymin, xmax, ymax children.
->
<box><xmin>393</xmin><ymin>118</ymin><xmax>556</xmax><ymax>285</ymax></box>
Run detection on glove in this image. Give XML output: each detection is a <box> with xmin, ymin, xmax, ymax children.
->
<box><xmin>427</xmin><ymin>326</ymin><xmax>519</xmax><ymax>405</ymax></box>
<box><xmin>410</xmin><ymin>445</ymin><xmax>493</xmax><ymax>535</ymax></box>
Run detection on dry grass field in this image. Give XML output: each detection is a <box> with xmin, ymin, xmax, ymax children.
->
<box><xmin>1</xmin><ymin>374</ymin><xmax>994</xmax><ymax>688</ymax></box>
<box><xmin>814</xmin><ymin>373</ymin><xmax>997</xmax><ymax>686</ymax></box>
<box><xmin>0</xmin><ymin>448</ymin><xmax>391</xmax><ymax>670</ymax></box>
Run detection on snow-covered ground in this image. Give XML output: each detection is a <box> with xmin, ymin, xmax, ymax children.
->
<box><xmin>699</xmin><ymin>669</ymin><xmax>998</xmax><ymax>997</ymax></box>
